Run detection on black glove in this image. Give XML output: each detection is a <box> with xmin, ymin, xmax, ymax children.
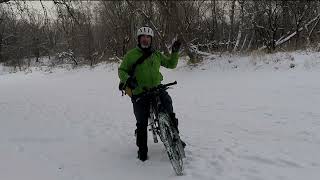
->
<box><xmin>119</xmin><ymin>82</ymin><xmax>125</xmax><ymax>90</ymax></box>
<box><xmin>172</xmin><ymin>40</ymin><xmax>181</xmax><ymax>53</ymax></box>
<box><xmin>126</xmin><ymin>76</ymin><xmax>138</xmax><ymax>89</ymax></box>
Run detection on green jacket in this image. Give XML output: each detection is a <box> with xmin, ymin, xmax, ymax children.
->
<box><xmin>118</xmin><ymin>47</ymin><xmax>179</xmax><ymax>95</ymax></box>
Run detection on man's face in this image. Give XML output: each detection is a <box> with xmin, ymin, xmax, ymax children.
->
<box><xmin>139</xmin><ymin>35</ymin><xmax>152</xmax><ymax>48</ymax></box>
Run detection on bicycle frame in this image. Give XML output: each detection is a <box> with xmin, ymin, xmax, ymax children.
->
<box><xmin>135</xmin><ymin>81</ymin><xmax>185</xmax><ymax>175</ymax></box>
<box><xmin>136</xmin><ymin>81</ymin><xmax>185</xmax><ymax>175</ymax></box>
<box><xmin>148</xmin><ymin>89</ymin><xmax>175</xmax><ymax>143</ymax></box>
<box><xmin>148</xmin><ymin>94</ymin><xmax>161</xmax><ymax>143</ymax></box>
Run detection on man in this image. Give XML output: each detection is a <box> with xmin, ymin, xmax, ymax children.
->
<box><xmin>118</xmin><ymin>26</ymin><xmax>183</xmax><ymax>162</ymax></box>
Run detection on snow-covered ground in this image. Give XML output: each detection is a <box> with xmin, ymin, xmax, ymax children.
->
<box><xmin>1</xmin><ymin>51</ymin><xmax>320</xmax><ymax>180</ymax></box>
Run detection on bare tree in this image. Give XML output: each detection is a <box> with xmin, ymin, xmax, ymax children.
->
<box><xmin>1</xmin><ymin>0</ymin><xmax>320</xmax><ymax>69</ymax></box>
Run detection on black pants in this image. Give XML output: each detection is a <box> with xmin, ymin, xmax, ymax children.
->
<box><xmin>132</xmin><ymin>90</ymin><xmax>177</xmax><ymax>155</ymax></box>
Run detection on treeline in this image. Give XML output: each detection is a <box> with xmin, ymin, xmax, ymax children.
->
<box><xmin>0</xmin><ymin>0</ymin><xmax>320</xmax><ymax>69</ymax></box>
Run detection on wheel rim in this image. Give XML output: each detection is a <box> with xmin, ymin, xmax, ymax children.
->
<box><xmin>159</xmin><ymin>113</ymin><xmax>184</xmax><ymax>175</ymax></box>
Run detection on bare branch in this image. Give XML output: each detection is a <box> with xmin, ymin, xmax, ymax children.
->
<box><xmin>0</xmin><ymin>0</ymin><xmax>10</xmax><ymax>4</ymax></box>
<box><xmin>53</xmin><ymin>0</ymin><xmax>80</xmax><ymax>25</ymax></box>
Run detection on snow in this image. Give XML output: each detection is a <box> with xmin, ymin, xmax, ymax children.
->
<box><xmin>1</xmin><ymin>51</ymin><xmax>320</xmax><ymax>180</ymax></box>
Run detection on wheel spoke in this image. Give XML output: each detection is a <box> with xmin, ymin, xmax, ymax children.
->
<box><xmin>159</xmin><ymin>112</ymin><xmax>184</xmax><ymax>175</ymax></box>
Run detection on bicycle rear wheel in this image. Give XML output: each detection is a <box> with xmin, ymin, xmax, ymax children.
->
<box><xmin>159</xmin><ymin>113</ymin><xmax>184</xmax><ymax>176</ymax></box>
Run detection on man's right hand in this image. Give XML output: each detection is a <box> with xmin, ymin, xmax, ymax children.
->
<box><xmin>126</xmin><ymin>76</ymin><xmax>138</xmax><ymax>89</ymax></box>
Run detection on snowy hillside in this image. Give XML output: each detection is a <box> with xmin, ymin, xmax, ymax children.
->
<box><xmin>1</xmin><ymin>51</ymin><xmax>320</xmax><ymax>180</ymax></box>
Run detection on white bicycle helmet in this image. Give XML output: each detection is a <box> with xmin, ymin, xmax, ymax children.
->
<box><xmin>137</xmin><ymin>26</ymin><xmax>154</xmax><ymax>37</ymax></box>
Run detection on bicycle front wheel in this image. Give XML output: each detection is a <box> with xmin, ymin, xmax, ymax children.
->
<box><xmin>159</xmin><ymin>113</ymin><xmax>184</xmax><ymax>176</ymax></box>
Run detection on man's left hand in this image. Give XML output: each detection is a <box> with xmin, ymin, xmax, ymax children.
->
<box><xmin>172</xmin><ymin>40</ymin><xmax>181</xmax><ymax>53</ymax></box>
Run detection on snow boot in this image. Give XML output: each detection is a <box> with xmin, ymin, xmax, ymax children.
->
<box><xmin>137</xmin><ymin>150</ymin><xmax>148</xmax><ymax>162</ymax></box>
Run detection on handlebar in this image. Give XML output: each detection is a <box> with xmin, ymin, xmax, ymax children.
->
<box><xmin>162</xmin><ymin>81</ymin><xmax>178</xmax><ymax>87</ymax></box>
<box><xmin>134</xmin><ymin>81</ymin><xmax>177</xmax><ymax>102</ymax></box>
<box><xmin>150</xmin><ymin>81</ymin><xmax>177</xmax><ymax>91</ymax></box>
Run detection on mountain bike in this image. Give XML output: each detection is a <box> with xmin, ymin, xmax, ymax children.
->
<box><xmin>135</xmin><ymin>81</ymin><xmax>186</xmax><ymax>175</ymax></box>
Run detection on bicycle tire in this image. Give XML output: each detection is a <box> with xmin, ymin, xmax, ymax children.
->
<box><xmin>158</xmin><ymin>112</ymin><xmax>184</xmax><ymax>175</ymax></box>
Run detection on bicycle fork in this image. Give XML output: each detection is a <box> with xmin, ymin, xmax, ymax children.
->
<box><xmin>148</xmin><ymin>106</ymin><xmax>159</xmax><ymax>143</ymax></box>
